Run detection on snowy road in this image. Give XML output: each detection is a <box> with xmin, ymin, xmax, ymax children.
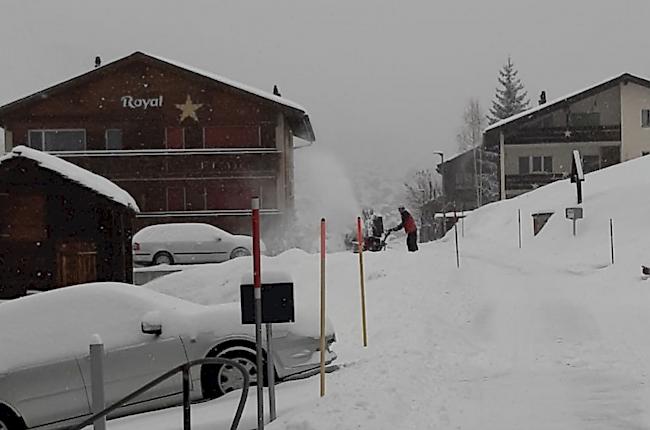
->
<box><xmin>108</xmin><ymin>157</ymin><xmax>650</xmax><ymax>429</ymax></box>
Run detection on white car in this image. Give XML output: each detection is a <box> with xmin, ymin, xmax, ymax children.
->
<box><xmin>0</xmin><ymin>283</ymin><xmax>336</xmax><ymax>430</ymax></box>
<box><xmin>133</xmin><ymin>223</ymin><xmax>264</xmax><ymax>266</ymax></box>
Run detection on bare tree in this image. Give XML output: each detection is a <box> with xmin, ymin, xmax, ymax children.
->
<box><xmin>456</xmin><ymin>99</ymin><xmax>491</xmax><ymax>208</ymax></box>
<box><xmin>456</xmin><ymin>98</ymin><xmax>485</xmax><ymax>152</ymax></box>
<box><xmin>404</xmin><ymin>169</ymin><xmax>440</xmax><ymax>216</ymax></box>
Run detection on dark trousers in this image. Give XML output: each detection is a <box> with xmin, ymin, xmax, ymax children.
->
<box><xmin>406</xmin><ymin>232</ymin><xmax>418</xmax><ymax>252</ymax></box>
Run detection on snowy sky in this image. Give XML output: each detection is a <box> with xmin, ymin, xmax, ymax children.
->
<box><xmin>1</xmin><ymin>0</ymin><xmax>650</xmax><ymax>178</ymax></box>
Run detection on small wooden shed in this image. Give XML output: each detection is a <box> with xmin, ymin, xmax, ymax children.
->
<box><xmin>0</xmin><ymin>146</ymin><xmax>139</xmax><ymax>298</ymax></box>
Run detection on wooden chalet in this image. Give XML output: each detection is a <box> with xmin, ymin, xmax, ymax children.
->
<box><xmin>0</xmin><ymin>52</ymin><xmax>315</xmax><ymax>247</ymax></box>
<box><xmin>0</xmin><ymin>146</ymin><xmax>138</xmax><ymax>298</ymax></box>
<box><xmin>440</xmin><ymin>73</ymin><xmax>650</xmax><ymax>203</ymax></box>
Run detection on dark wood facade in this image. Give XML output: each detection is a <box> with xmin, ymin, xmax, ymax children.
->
<box><xmin>0</xmin><ymin>52</ymin><xmax>315</xmax><ymax>247</ymax></box>
<box><xmin>0</xmin><ymin>157</ymin><xmax>135</xmax><ymax>299</ymax></box>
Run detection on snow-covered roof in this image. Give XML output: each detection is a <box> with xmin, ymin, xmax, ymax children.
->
<box><xmin>484</xmin><ymin>72</ymin><xmax>650</xmax><ymax>133</ymax></box>
<box><xmin>0</xmin><ymin>51</ymin><xmax>316</xmax><ymax>141</ymax></box>
<box><xmin>0</xmin><ymin>146</ymin><xmax>139</xmax><ymax>210</ymax></box>
<box><xmin>439</xmin><ymin>148</ymin><xmax>476</xmax><ymax>165</ymax></box>
<box><xmin>143</xmin><ymin>52</ymin><xmax>307</xmax><ymax>113</ymax></box>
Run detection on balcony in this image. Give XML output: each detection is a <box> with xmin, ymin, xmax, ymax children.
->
<box><xmin>505</xmin><ymin>173</ymin><xmax>567</xmax><ymax>192</ymax></box>
<box><xmin>56</xmin><ymin>151</ymin><xmax>281</xmax><ymax>180</ymax></box>
<box><xmin>507</xmin><ymin>125</ymin><xmax>621</xmax><ymax>144</ymax></box>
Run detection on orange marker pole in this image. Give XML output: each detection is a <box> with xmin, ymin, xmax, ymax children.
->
<box><xmin>319</xmin><ymin>218</ymin><xmax>326</xmax><ymax>397</ymax></box>
<box><xmin>357</xmin><ymin>217</ymin><xmax>368</xmax><ymax>347</ymax></box>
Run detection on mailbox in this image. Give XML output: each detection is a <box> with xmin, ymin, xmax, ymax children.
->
<box><xmin>565</xmin><ymin>207</ymin><xmax>583</xmax><ymax>220</ymax></box>
<box><xmin>240</xmin><ymin>271</ymin><xmax>295</xmax><ymax>324</ymax></box>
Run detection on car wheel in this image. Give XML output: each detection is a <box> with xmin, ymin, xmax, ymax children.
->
<box><xmin>152</xmin><ymin>251</ymin><xmax>174</xmax><ymax>265</ymax></box>
<box><xmin>230</xmin><ymin>247</ymin><xmax>251</xmax><ymax>259</ymax></box>
<box><xmin>0</xmin><ymin>408</ymin><xmax>23</xmax><ymax>430</ymax></box>
<box><xmin>201</xmin><ymin>348</ymin><xmax>265</xmax><ymax>399</ymax></box>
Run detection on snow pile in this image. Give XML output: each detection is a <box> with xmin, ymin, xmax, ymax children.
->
<box><xmin>0</xmin><ymin>146</ymin><xmax>139</xmax><ymax>210</ymax></box>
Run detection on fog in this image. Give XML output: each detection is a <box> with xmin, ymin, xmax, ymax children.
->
<box><xmin>1</xmin><ymin>0</ymin><xmax>649</xmax><ymax>202</ymax></box>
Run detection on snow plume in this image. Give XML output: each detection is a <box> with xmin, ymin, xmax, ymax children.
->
<box><xmin>290</xmin><ymin>145</ymin><xmax>361</xmax><ymax>252</ymax></box>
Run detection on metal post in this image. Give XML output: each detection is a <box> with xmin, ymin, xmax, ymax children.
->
<box><xmin>90</xmin><ymin>341</ymin><xmax>106</xmax><ymax>430</ymax></box>
<box><xmin>461</xmin><ymin>208</ymin><xmax>465</xmax><ymax>238</ymax></box>
<box><xmin>453</xmin><ymin>211</ymin><xmax>460</xmax><ymax>268</ymax></box>
<box><xmin>577</xmin><ymin>181</ymin><xmax>583</xmax><ymax>204</ymax></box>
<box><xmin>251</xmin><ymin>197</ymin><xmax>264</xmax><ymax>430</ymax></box>
<box><xmin>265</xmin><ymin>323</ymin><xmax>276</xmax><ymax>420</ymax></box>
<box><xmin>320</xmin><ymin>218</ymin><xmax>327</xmax><ymax>396</ymax></box>
<box><xmin>572</xmin><ymin>219</ymin><xmax>577</xmax><ymax>236</ymax></box>
<box><xmin>610</xmin><ymin>218</ymin><xmax>615</xmax><ymax>265</ymax></box>
<box><xmin>182</xmin><ymin>368</ymin><xmax>191</xmax><ymax>430</ymax></box>
<box><xmin>518</xmin><ymin>209</ymin><xmax>522</xmax><ymax>249</ymax></box>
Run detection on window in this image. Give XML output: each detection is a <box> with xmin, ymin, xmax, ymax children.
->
<box><xmin>520</xmin><ymin>155</ymin><xmax>552</xmax><ymax>174</ymax></box>
<box><xmin>166</xmin><ymin>187</ymin><xmax>185</xmax><ymax>211</ymax></box>
<box><xmin>165</xmin><ymin>127</ymin><xmax>184</xmax><ymax>149</ymax></box>
<box><xmin>642</xmin><ymin>109</ymin><xmax>650</xmax><ymax>128</ymax></box>
<box><xmin>185</xmin><ymin>185</ymin><xmax>206</xmax><ymax>211</ymax></box>
<box><xmin>203</xmin><ymin>126</ymin><xmax>260</xmax><ymax>148</ymax></box>
<box><xmin>28</xmin><ymin>130</ymin><xmax>86</xmax><ymax>151</ymax></box>
<box><xmin>518</xmin><ymin>157</ymin><xmax>530</xmax><ymax>174</ymax></box>
<box><xmin>105</xmin><ymin>129</ymin><xmax>123</xmax><ymax>150</ymax></box>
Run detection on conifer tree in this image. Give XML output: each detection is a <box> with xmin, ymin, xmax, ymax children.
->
<box><xmin>488</xmin><ymin>57</ymin><xmax>530</xmax><ymax>124</ymax></box>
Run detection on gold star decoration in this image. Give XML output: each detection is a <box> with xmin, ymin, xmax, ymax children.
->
<box><xmin>175</xmin><ymin>95</ymin><xmax>203</xmax><ymax>122</ymax></box>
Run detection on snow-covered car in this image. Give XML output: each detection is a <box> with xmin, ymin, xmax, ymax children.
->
<box><xmin>132</xmin><ymin>223</ymin><xmax>265</xmax><ymax>266</ymax></box>
<box><xmin>0</xmin><ymin>283</ymin><xmax>336</xmax><ymax>430</ymax></box>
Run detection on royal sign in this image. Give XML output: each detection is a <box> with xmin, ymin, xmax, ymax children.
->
<box><xmin>121</xmin><ymin>95</ymin><xmax>163</xmax><ymax>109</ymax></box>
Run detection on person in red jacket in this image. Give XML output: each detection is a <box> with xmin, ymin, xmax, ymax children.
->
<box><xmin>390</xmin><ymin>206</ymin><xmax>418</xmax><ymax>252</ymax></box>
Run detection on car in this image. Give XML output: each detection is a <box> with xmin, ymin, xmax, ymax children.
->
<box><xmin>132</xmin><ymin>223</ymin><xmax>265</xmax><ymax>266</ymax></box>
<box><xmin>0</xmin><ymin>282</ymin><xmax>336</xmax><ymax>430</ymax></box>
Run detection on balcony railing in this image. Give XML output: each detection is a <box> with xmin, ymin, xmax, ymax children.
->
<box><xmin>507</xmin><ymin>125</ymin><xmax>621</xmax><ymax>144</ymax></box>
<box><xmin>505</xmin><ymin>173</ymin><xmax>567</xmax><ymax>191</ymax></box>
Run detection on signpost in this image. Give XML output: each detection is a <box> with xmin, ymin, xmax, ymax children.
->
<box><xmin>251</xmin><ymin>197</ymin><xmax>263</xmax><ymax>430</ymax></box>
<box><xmin>565</xmin><ymin>207</ymin><xmax>583</xmax><ymax>236</ymax></box>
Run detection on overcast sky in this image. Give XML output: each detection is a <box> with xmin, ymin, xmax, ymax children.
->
<box><xmin>2</xmin><ymin>0</ymin><xmax>650</xmax><ymax>179</ymax></box>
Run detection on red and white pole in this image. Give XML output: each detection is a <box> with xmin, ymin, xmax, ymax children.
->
<box><xmin>251</xmin><ymin>197</ymin><xmax>264</xmax><ymax>430</ymax></box>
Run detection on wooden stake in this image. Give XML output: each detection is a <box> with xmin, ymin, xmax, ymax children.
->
<box><xmin>357</xmin><ymin>217</ymin><xmax>368</xmax><ymax>347</ymax></box>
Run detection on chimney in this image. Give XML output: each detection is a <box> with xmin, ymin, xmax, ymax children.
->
<box><xmin>94</xmin><ymin>56</ymin><xmax>101</xmax><ymax>68</ymax></box>
<box><xmin>538</xmin><ymin>90</ymin><xmax>546</xmax><ymax>105</ymax></box>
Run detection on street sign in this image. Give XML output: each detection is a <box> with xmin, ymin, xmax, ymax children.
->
<box><xmin>240</xmin><ymin>279</ymin><xmax>295</xmax><ymax>324</ymax></box>
<box><xmin>565</xmin><ymin>207</ymin><xmax>583</xmax><ymax>220</ymax></box>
